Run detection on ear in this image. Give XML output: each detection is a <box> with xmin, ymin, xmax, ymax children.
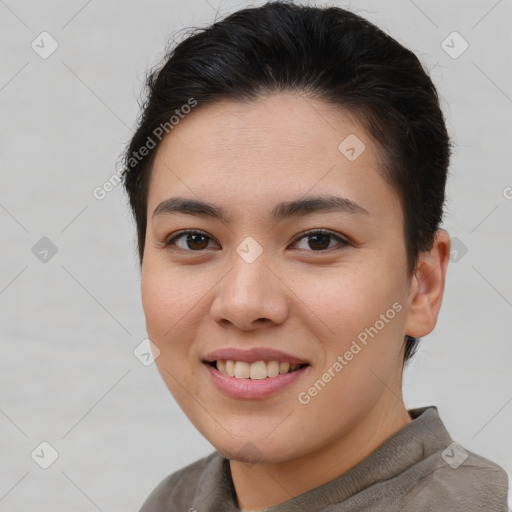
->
<box><xmin>404</xmin><ymin>229</ymin><xmax>451</xmax><ymax>338</ymax></box>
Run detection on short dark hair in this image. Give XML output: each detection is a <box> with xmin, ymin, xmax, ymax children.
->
<box><xmin>121</xmin><ymin>1</ymin><xmax>451</xmax><ymax>364</ymax></box>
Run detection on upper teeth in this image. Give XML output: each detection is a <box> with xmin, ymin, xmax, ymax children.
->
<box><xmin>215</xmin><ymin>360</ymin><xmax>302</xmax><ymax>379</ymax></box>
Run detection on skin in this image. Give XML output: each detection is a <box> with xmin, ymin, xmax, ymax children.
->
<box><xmin>140</xmin><ymin>92</ymin><xmax>450</xmax><ymax>510</ymax></box>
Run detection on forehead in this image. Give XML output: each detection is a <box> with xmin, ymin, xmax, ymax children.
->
<box><xmin>147</xmin><ymin>92</ymin><xmax>399</xmax><ymax>221</ymax></box>
<box><xmin>153</xmin><ymin>93</ymin><xmax>374</xmax><ymax>166</ymax></box>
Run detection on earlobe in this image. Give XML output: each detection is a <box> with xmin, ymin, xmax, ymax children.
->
<box><xmin>404</xmin><ymin>229</ymin><xmax>451</xmax><ymax>338</ymax></box>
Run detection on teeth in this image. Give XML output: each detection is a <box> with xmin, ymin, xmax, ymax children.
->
<box><xmin>234</xmin><ymin>361</ymin><xmax>250</xmax><ymax>379</ymax></box>
<box><xmin>217</xmin><ymin>360</ymin><xmax>227</xmax><ymax>374</ymax></box>
<box><xmin>215</xmin><ymin>360</ymin><xmax>305</xmax><ymax>379</ymax></box>
<box><xmin>225</xmin><ymin>360</ymin><xmax>235</xmax><ymax>377</ymax></box>
<box><xmin>267</xmin><ymin>360</ymin><xmax>280</xmax><ymax>377</ymax></box>
<box><xmin>249</xmin><ymin>361</ymin><xmax>267</xmax><ymax>380</ymax></box>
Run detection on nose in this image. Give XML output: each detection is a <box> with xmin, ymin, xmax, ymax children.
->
<box><xmin>209</xmin><ymin>249</ymin><xmax>289</xmax><ymax>331</ymax></box>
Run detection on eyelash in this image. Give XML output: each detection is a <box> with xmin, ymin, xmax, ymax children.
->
<box><xmin>162</xmin><ymin>229</ymin><xmax>349</xmax><ymax>253</ymax></box>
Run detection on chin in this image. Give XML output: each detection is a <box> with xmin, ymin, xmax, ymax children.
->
<box><xmin>211</xmin><ymin>434</ymin><xmax>302</xmax><ymax>465</ymax></box>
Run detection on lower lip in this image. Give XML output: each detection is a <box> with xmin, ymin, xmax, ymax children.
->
<box><xmin>204</xmin><ymin>363</ymin><xmax>309</xmax><ymax>400</ymax></box>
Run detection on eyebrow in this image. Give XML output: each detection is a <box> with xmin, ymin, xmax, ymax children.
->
<box><xmin>152</xmin><ymin>194</ymin><xmax>369</xmax><ymax>223</ymax></box>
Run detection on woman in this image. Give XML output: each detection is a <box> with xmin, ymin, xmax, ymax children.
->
<box><xmin>121</xmin><ymin>2</ymin><xmax>509</xmax><ymax>510</ymax></box>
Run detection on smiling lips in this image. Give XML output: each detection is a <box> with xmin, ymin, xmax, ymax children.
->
<box><xmin>215</xmin><ymin>360</ymin><xmax>306</xmax><ymax>379</ymax></box>
<box><xmin>204</xmin><ymin>347</ymin><xmax>310</xmax><ymax>380</ymax></box>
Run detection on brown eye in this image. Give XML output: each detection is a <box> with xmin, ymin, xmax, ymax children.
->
<box><xmin>164</xmin><ymin>230</ymin><xmax>216</xmax><ymax>251</ymax></box>
<box><xmin>292</xmin><ymin>230</ymin><xmax>348</xmax><ymax>252</ymax></box>
<box><xmin>164</xmin><ymin>229</ymin><xmax>348</xmax><ymax>253</ymax></box>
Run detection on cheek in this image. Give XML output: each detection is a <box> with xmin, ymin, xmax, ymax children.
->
<box><xmin>140</xmin><ymin>259</ymin><xmax>191</xmax><ymax>351</ymax></box>
<box><xmin>141</xmin><ymin>268</ymin><xmax>169</xmax><ymax>337</ymax></box>
<box><xmin>315</xmin><ymin>259</ymin><xmax>408</xmax><ymax>361</ymax></box>
<box><xmin>140</xmin><ymin>255</ymin><xmax>216</xmax><ymax>380</ymax></box>
<box><xmin>140</xmin><ymin>262</ymin><xmax>201</xmax><ymax>401</ymax></box>
<box><xmin>299</xmin><ymin>269</ymin><xmax>407</xmax><ymax>424</ymax></box>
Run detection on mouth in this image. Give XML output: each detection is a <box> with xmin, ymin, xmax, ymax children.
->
<box><xmin>206</xmin><ymin>360</ymin><xmax>310</xmax><ymax>379</ymax></box>
<box><xmin>202</xmin><ymin>347</ymin><xmax>311</xmax><ymax>399</ymax></box>
<box><xmin>204</xmin><ymin>359</ymin><xmax>310</xmax><ymax>400</ymax></box>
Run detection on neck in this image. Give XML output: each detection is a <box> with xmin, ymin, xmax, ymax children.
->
<box><xmin>230</xmin><ymin>397</ymin><xmax>412</xmax><ymax>511</ymax></box>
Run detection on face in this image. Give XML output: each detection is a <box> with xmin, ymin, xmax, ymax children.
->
<box><xmin>141</xmin><ymin>93</ymin><xmax>416</xmax><ymax>464</ymax></box>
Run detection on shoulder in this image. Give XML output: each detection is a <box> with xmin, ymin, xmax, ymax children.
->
<box><xmin>402</xmin><ymin>448</ymin><xmax>509</xmax><ymax>511</ymax></box>
<box><xmin>138</xmin><ymin>451</ymin><xmax>222</xmax><ymax>512</ymax></box>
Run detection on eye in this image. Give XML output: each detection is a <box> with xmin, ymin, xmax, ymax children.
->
<box><xmin>290</xmin><ymin>229</ymin><xmax>348</xmax><ymax>252</ymax></box>
<box><xmin>163</xmin><ymin>230</ymin><xmax>218</xmax><ymax>252</ymax></box>
<box><xmin>163</xmin><ymin>228</ymin><xmax>348</xmax><ymax>253</ymax></box>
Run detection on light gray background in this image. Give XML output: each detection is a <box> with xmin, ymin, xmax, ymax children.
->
<box><xmin>1</xmin><ymin>0</ymin><xmax>511</xmax><ymax>510</ymax></box>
